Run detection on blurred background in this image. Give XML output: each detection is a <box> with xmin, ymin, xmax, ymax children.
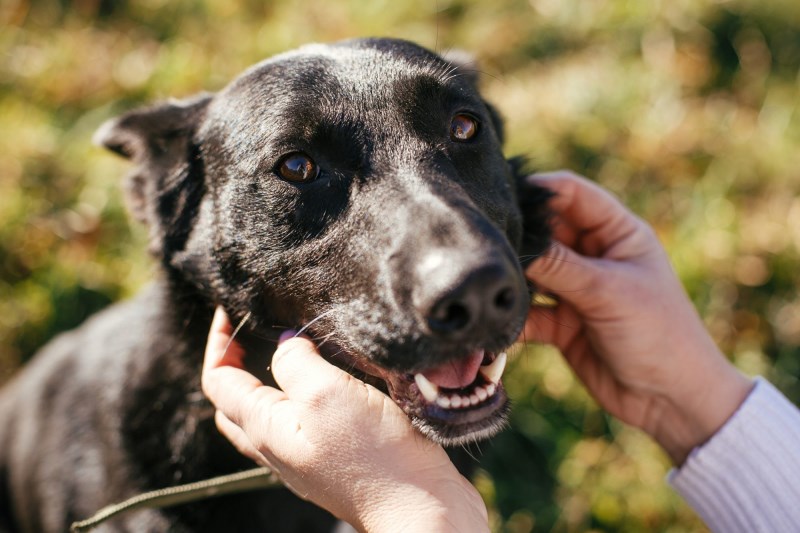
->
<box><xmin>2</xmin><ymin>0</ymin><xmax>800</xmax><ymax>531</ymax></box>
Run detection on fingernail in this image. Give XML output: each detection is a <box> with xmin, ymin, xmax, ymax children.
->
<box><xmin>278</xmin><ymin>330</ymin><xmax>297</xmax><ymax>344</ymax></box>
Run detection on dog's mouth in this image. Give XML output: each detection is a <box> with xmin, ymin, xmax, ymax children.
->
<box><xmin>320</xmin><ymin>343</ymin><xmax>511</xmax><ymax>446</ymax></box>
<box><xmin>391</xmin><ymin>349</ymin><xmax>510</xmax><ymax>446</ymax></box>
<box><xmin>411</xmin><ymin>349</ymin><xmax>506</xmax><ymax>411</ymax></box>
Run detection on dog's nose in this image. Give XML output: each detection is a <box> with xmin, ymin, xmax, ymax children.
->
<box><xmin>416</xmin><ymin>254</ymin><xmax>521</xmax><ymax>339</ymax></box>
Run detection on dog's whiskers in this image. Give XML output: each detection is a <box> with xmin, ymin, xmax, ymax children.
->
<box><xmin>518</xmin><ymin>253</ymin><xmax>545</xmax><ymax>263</ymax></box>
<box><xmin>295</xmin><ymin>309</ymin><xmax>336</xmax><ymax>338</ymax></box>
<box><xmin>313</xmin><ymin>331</ymin><xmax>337</xmax><ymax>349</ymax></box>
<box><xmin>319</xmin><ymin>347</ymin><xmax>361</xmax><ymax>376</ymax></box>
<box><xmin>459</xmin><ymin>442</ymin><xmax>480</xmax><ymax>462</ymax></box>
<box><xmin>223</xmin><ymin>311</ymin><xmax>251</xmax><ymax>358</ymax></box>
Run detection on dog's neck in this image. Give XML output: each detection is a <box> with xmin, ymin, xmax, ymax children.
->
<box><xmin>156</xmin><ymin>266</ymin><xmax>279</xmax><ymax>388</ymax></box>
<box><xmin>159</xmin><ymin>270</ymin><xmax>216</xmax><ymax>338</ymax></box>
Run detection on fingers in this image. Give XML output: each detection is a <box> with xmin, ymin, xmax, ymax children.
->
<box><xmin>526</xmin><ymin>240</ymin><xmax>600</xmax><ymax>304</ymax></box>
<box><xmin>215</xmin><ymin>410</ymin><xmax>271</xmax><ymax>466</ymax></box>
<box><xmin>204</xmin><ymin>355</ymin><xmax>300</xmax><ymax>462</ymax></box>
<box><xmin>202</xmin><ymin>307</ymin><xmax>263</xmax><ymax>404</ymax></box>
<box><xmin>521</xmin><ymin>239</ymin><xmax>594</xmax><ymax>354</ymax></box>
<box><xmin>529</xmin><ymin>171</ymin><xmax>642</xmax><ymax>256</ymax></box>
<box><xmin>520</xmin><ymin>300</ymin><xmax>582</xmax><ymax>349</ymax></box>
<box><xmin>202</xmin><ymin>307</ymin><xmax>294</xmax><ymax>448</ymax></box>
<box><xmin>270</xmin><ymin>335</ymin><xmax>355</xmax><ymax>403</ymax></box>
<box><xmin>203</xmin><ymin>306</ymin><xmax>248</xmax><ymax>374</ymax></box>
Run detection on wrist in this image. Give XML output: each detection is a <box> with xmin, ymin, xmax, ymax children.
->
<box><xmin>353</xmin><ymin>475</ymin><xmax>489</xmax><ymax>533</ymax></box>
<box><xmin>649</xmin><ymin>359</ymin><xmax>753</xmax><ymax>465</ymax></box>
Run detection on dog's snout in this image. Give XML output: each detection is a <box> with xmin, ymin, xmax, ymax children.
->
<box><xmin>417</xmin><ymin>254</ymin><xmax>521</xmax><ymax>339</ymax></box>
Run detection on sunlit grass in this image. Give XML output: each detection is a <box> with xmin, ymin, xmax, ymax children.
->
<box><xmin>2</xmin><ymin>1</ymin><xmax>799</xmax><ymax>530</ymax></box>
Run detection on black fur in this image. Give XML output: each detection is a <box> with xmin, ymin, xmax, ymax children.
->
<box><xmin>0</xmin><ymin>38</ymin><xmax>551</xmax><ymax>532</ymax></box>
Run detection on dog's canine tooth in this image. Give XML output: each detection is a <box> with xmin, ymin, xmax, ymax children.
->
<box><xmin>414</xmin><ymin>373</ymin><xmax>439</xmax><ymax>403</ymax></box>
<box><xmin>479</xmin><ymin>351</ymin><xmax>507</xmax><ymax>385</ymax></box>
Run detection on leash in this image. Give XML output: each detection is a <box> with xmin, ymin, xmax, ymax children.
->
<box><xmin>71</xmin><ymin>313</ymin><xmax>282</xmax><ymax>531</ymax></box>
<box><xmin>69</xmin><ymin>466</ymin><xmax>282</xmax><ymax>532</ymax></box>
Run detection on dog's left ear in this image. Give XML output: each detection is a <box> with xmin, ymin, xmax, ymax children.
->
<box><xmin>94</xmin><ymin>93</ymin><xmax>213</xmax><ymax>258</ymax></box>
<box><xmin>442</xmin><ymin>50</ymin><xmax>505</xmax><ymax>143</ymax></box>
<box><xmin>513</xmin><ymin>163</ymin><xmax>554</xmax><ymax>266</ymax></box>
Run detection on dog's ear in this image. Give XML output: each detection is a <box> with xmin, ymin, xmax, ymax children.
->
<box><xmin>94</xmin><ymin>93</ymin><xmax>213</xmax><ymax>257</ymax></box>
<box><xmin>442</xmin><ymin>50</ymin><xmax>505</xmax><ymax>143</ymax></box>
<box><xmin>511</xmin><ymin>158</ymin><xmax>554</xmax><ymax>267</ymax></box>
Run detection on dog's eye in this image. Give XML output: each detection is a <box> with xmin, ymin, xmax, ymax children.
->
<box><xmin>276</xmin><ymin>153</ymin><xmax>320</xmax><ymax>183</ymax></box>
<box><xmin>449</xmin><ymin>114</ymin><xmax>479</xmax><ymax>142</ymax></box>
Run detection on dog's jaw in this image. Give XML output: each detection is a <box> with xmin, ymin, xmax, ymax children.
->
<box><xmin>396</xmin><ymin>351</ymin><xmax>512</xmax><ymax>447</ymax></box>
<box><xmin>316</xmin><ymin>340</ymin><xmax>513</xmax><ymax>446</ymax></box>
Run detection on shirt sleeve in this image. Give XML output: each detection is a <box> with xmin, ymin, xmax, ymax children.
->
<box><xmin>668</xmin><ymin>377</ymin><xmax>800</xmax><ymax>533</ymax></box>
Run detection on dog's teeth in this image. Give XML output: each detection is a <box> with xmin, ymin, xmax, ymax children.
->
<box><xmin>414</xmin><ymin>374</ymin><xmax>440</xmax><ymax>403</ymax></box>
<box><xmin>418</xmin><ymin>356</ymin><xmax>505</xmax><ymax>410</ymax></box>
<box><xmin>479</xmin><ymin>352</ymin><xmax>507</xmax><ymax>385</ymax></box>
<box><xmin>475</xmin><ymin>386</ymin><xmax>488</xmax><ymax>401</ymax></box>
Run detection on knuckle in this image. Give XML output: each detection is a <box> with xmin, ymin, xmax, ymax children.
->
<box><xmin>302</xmin><ymin>380</ymin><xmax>337</xmax><ymax>410</ymax></box>
<box><xmin>305</xmin><ymin>372</ymin><xmax>351</xmax><ymax>411</ymax></box>
<box><xmin>239</xmin><ymin>387</ymin><xmax>272</xmax><ymax>429</ymax></box>
<box><xmin>539</xmin><ymin>243</ymin><xmax>570</xmax><ymax>274</ymax></box>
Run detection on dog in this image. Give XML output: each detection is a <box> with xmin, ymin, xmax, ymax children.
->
<box><xmin>0</xmin><ymin>38</ymin><xmax>551</xmax><ymax>532</ymax></box>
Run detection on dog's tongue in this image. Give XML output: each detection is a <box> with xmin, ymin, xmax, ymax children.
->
<box><xmin>420</xmin><ymin>350</ymin><xmax>484</xmax><ymax>389</ymax></box>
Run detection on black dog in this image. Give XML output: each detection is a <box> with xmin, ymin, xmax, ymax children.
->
<box><xmin>0</xmin><ymin>38</ymin><xmax>550</xmax><ymax>532</ymax></box>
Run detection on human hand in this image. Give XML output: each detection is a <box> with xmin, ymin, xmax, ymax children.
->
<box><xmin>201</xmin><ymin>307</ymin><xmax>489</xmax><ymax>533</ymax></box>
<box><xmin>522</xmin><ymin>171</ymin><xmax>753</xmax><ymax>464</ymax></box>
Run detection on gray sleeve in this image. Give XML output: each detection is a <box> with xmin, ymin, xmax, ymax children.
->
<box><xmin>668</xmin><ymin>377</ymin><xmax>800</xmax><ymax>533</ymax></box>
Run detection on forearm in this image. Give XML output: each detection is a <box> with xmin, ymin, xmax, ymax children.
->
<box><xmin>669</xmin><ymin>378</ymin><xmax>800</xmax><ymax>532</ymax></box>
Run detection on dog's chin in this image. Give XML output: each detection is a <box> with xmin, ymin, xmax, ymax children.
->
<box><xmin>320</xmin><ymin>344</ymin><xmax>512</xmax><ymax>446</ymax></box>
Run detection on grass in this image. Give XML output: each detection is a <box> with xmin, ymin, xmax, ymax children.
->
<box><xmin>3</xmin><ymin>0</ymin><xmax>799</xmax><ymax>530</ymax></box>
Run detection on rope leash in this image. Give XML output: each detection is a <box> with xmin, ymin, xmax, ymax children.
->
<box><xmin>71</xmin><ymin>313</ymin><xmax>280</xmax><ymax>531</ymax></box>
<box><xmin>69</xmin><ymin>466</ymin><xmax>282</xmax><ymax>532</ymax></box>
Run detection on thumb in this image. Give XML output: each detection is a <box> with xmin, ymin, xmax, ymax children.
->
<box><xmin>271</xmin><ymin>334</ymin><xmax>352</xmax><ymax>404</ymax></box>
<box><xmin>526</xmin><ymin>241</ymin><xmax>600</xmax><ymax>308</ymax></box>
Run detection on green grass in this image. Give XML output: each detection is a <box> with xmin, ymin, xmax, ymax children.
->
<box><xmin>3</xmin><ymin>0</ymin><xmax>799</xmax><ymax>530</ymax></box>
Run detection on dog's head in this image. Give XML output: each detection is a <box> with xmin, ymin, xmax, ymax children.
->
<box><xmin>96</xmin><ymin>38</ymin><xmax>551</xmax><ymax>446</ymax></box>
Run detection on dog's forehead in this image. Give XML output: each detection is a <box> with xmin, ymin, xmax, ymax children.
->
<box><xmin>252</xmin><ymin>40</ymin><xmax>452</xmax><ymax>93</ymax></box>
<box><xmin>287</xmin><ymin>42</ymin><xmax>444</xmax><ymax>93</ymax></box>
<box><xmin>214</xmin><ymin>40</ymin><xmax>477</xmax><ymax>122</ymax></box>
<box><xmin>203</xmin><ymin>40</ymin><xmax>484</xmax><ymax>163</ymax></box>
